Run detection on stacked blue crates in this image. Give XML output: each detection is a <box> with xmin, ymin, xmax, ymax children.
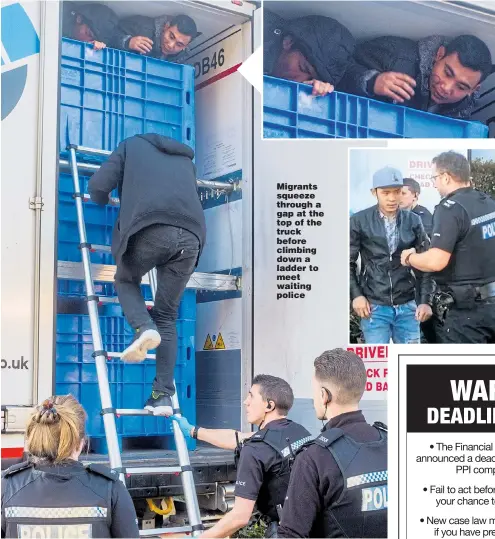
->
<box><xmin>56</xmin><ymin>39</ymin><xmax>197</xmax><ymax>451</ymax></box>
<box><xmin>263</xmin><ymin>76</ymin><xmax>489</xmax><ymax>139</ymax></box>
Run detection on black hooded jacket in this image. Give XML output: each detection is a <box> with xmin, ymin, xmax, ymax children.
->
<box><xmin>350</xmin><ymin>206</ymin><xmax>435</xmax><ymax>307</ymax></box>
<box><xmin>88</xmin><ymin>134</ymin><xmax>206</xmax><ymax>263</ymax></box>
<box><xmin>264</xmin><ymin>13</ymin><xmax>355</xmax><ymax>86</ymax></box>
<box><xmin>341</xmin><ymin>35</ymin><xmax>483</xmax><ymax>119</ymax></box>
<box><xmin>62</xmin><ymin>2</ymin><xmax>119</xmax><ymax>44</ymax></box>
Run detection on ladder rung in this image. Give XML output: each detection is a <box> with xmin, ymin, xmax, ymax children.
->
<box><xmin>70</xmin><ymin>145</ymin><xmax>112</xmax><ymax>158</ymax></box>
<box><xmin>81</xmin><ymin>193</ymin><xmax>120</xmax><ymax>205</ymax></box>
<box><xmin>107</xmin><ymin>351</ymin><xmax>156</xmax><ymax>360</ymax></box>
<box><xmin>57</xmin><ymin>261</ymin><xmax>239</xmax><ymax>291</ymax></box>
<box><xmin>90</xmin><ymin>244</ymin><xmax>112</xmax><ymax>253</ymax></box>
<box><xmin>60</xmin><ymin>158</ymin><xmax>236</xmax><ymax>193</ymax></box>
<box><xmin>125</xmin><ymin>466</ymin><xmax>182</xmax><ymax>475</ymax></box>
<box><xmin>139</xmin><ymin>526</ymin><xmax>192</xmax><ymax>537</ymax></box>
<box><xmin>114</xmin><ymin>409</ymin><xmax>154</xmax><ymax>416</ymax></box>
<box><xmin>97</xmin><ymin>296</ymin><xmax>154</xmax><ymax>307</ymax></box>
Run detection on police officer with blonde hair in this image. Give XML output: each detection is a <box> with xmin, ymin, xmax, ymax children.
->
<box><xmin>1</xmin><ymin>395</ymin><xmax>139</xmax><ymax>538</ymax></box>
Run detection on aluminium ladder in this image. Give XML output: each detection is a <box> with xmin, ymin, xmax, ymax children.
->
<box><xmin>67</xmin><ymin>144</ymin><xmax>232</xmax><ymax>537</ymax></box>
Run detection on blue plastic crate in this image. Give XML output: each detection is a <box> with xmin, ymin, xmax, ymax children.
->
<box><xmin>56</xmin><ymin>313</ymin><xmax>196</xmax><ymax>445</ymax></box>
<box><xmin>263</xmin><ymin>76</ymin><xmax>488</xmax><ymax>139</ymax></box>
<box><xmin>60</xmin><ymin>39</ymin><xmax>195</xmax><ymax>153</ymax></box>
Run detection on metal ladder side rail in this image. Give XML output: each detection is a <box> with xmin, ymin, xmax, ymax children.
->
<box><xmin>68</xmin><ymin>146</ymin><xmax>204</xmax><ymax>536</ymax></box>
<box><xmin>148</xmin><ymin>268</ymin><xmax>204</xmax><ymax>537</ymax></box>
<box><xmin>68</xmin><ymin>147</ymin><xmax>123</xmax><ymax>479</ymax></box>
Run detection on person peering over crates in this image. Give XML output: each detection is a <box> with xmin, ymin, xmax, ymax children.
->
<box><xmin>1</xmin><ymin>395</ymin><xmax>140</xmax><ymax>539</ymax></box>
<box><xmin>62</xmin><ymin>1</ymin><xmax>120</xmax><ymax>51</ymax></box>
<box><xmin>340</xmin><ymin>34</ymin><xmax>494</xmax><ymax>120</ymax></box>
<box><xmin>88</xmin><ymin>134</ymin><xmax>206</xmax><ymax>416</ymax></box>
<box><xmin>264</xmin><ymin>11</ymin><xmax>355</xmax><ymax>98</ymax></box>
<box><xmin>111</xmin><ymin>12</ymin><xmax>201</xmax><ymax>60</ymax></box>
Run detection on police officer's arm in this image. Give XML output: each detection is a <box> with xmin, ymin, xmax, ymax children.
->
<box><xmin>200</xmin><ymin>445</ymin><xmax>262</xmax><ymax>538</ymax></box>
<box><xmin>197</xmin><ymin>428</ymin><xmax>253</xmax><ymax>450</ymax></box>
<box><xmin>88</xmin><ymin>141</ymin><xmax>125</xmax><ymax>206</ymax></box>
<box><xmin>277</xmin><ymin>452</ymin><xmax>321</xmax><ymax>538</ymax></box>
<box><xmin>411</xmin><ymin>218</ymin><xmax>436</xmax><ymax>306</ymax></box>
<box><xmin>405</xmin><ymin>203</ymin><xmax>468</xmax><ymax>272</ymax></box>
<box><xmin>173</xmin><ymin>415</ymin><xmax>253</xmax><ymax>450</ymax></box>
<box><xmin>110</xmin><ymin>479</ymin><xmax>140</xmax><ymax>538</ymax></box>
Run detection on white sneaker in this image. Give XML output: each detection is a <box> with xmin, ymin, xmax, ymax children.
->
<box><xmin>121</xmin><ymin>327</ymin><xmax>161</xmax><ymax>362</ymax></box>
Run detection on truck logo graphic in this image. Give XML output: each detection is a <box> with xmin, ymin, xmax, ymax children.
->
<box><xmin>1</xmin><ymin>3</ymin><xmax>40</xmax><ymax>120</ymax></box>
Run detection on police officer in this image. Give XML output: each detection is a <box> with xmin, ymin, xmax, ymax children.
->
<box><xmin>1</xmin><ymin>395</ymin><xmax>139</xmax><ymax>538</ymax></box>
<box><xmin>277</xmin><ymin>349</ymin><xmax>388</xmax><ymax>538</ymax></box>
<box><xmin>400</xmin><ymin>177</ymin><xmax>434</xmax><ymax>237</ymax></box>
<box><xmin>172</xmin><ymin>375</ymin><xmax>312</xmax><ymax>538</ymax></box>
<box><xmin>401</xmin><ymin>151</ymin><xmax>495</xmax><ymax>343</ymax></box>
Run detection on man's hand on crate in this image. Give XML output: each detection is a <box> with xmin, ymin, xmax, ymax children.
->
<box><xmin>92</xmin><ymin>41</ymin><xmax>106</xmax><ymax>51</ymax></box>
<box><xmin>373</xmin><ymin>72</ymin><xmax>416</xmax><ymax>104</ymax></box>
<box><xmin>303</xmin><ymin>79</ymin><xmax>334</xmax><ymax>97</ymax></box>
<box><xmin>171</xmin><ymin>415</ymin><xmax>194</xmax><ymax>438</ymax></box>
<box><xmin>129</xmin><ymin>36</ymin><xmax>154</xmax><ymax>55</ymax></box>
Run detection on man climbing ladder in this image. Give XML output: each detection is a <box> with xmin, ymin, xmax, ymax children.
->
<box><xmin>88</xmin><ymin>134</ymin><xmax>206</xmax><ymax>416</ymax></box>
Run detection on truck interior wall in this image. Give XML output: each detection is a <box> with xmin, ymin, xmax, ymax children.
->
<box><xmin>187</xmin><ymin>26</ymin><xmax>245</xmax><ymax>430</ymax></box>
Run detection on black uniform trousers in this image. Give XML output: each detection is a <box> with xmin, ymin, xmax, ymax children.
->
<box><xmin>433</xmin><ymin>298</ymin><xmax>495</xmax><ymax>344</ymax></box>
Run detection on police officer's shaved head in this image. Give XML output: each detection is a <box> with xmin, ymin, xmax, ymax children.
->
<box><xmin>252</xmin><ymin>374</ymin><xmax>294</xmax><ymax>415</ymax></box>
<box><xmin>314</xmin><ymin>348</ymin><xmax>366</xmax><ymax>405</ymax></box>
<box><xmin>432</xmin><ymin>151</ymin><xmax>471</xmax><ymax>184</ymax></box>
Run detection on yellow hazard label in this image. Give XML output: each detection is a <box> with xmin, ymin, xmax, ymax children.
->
<box><xmin>203</xmin><ymin>334</ymin><xmax>214</xmax><ymax>350</ymax></box>
<box><xmin>215</xmin><ymin>333</ymin><xmax>226</xmax><ymax>350</ymax></box>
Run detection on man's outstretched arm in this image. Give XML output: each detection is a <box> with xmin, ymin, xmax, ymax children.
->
<box><xmin>172</xmin><ymin>416</ymin><xmax>252</xmax><ymax>450</ymax></box>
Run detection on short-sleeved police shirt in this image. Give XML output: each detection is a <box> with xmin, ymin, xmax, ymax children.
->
<box><xmin>234</xmin><ymin>419</ymin><xmax>292</xmax><ymax>501</ymax></box>
<box><xmin>430</xmin><ymin>200</ymin><xmax>470</xmax><ymax>254</ymax></box>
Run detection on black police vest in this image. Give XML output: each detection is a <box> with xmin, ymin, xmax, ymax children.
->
<box><xmin>240</xmin><ymin>420</ymin><xmax>312</xmax><ymax>521</ymax></box>
<box><xmin>313</xmin><ymin>422</ymin><xmax>388</xmax><ymax>538</ymax></box>
<box><xmin>2</xmin><ymin>461</ymin><xmax>119</xmax><ymax>538</ymax></box>
<box><xmin>436</xmin><ymin>188</ymin><xmax>495</xmax><ymax>287</ymax></box>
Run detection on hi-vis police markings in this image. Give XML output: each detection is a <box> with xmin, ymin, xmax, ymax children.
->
<box><xmin>481</xmin><ymin>220</ymin><xmax>495</xmax><ymax>240</ymax></box>
<box><xmin>361</xmin><ymin>485</ymin><xmax>388</xmax><ymax>512</ymax></box>
<box><xmin>17</xmin><ymin>524</ymin><xmax>91</xmax><ymax>538</ymax></box>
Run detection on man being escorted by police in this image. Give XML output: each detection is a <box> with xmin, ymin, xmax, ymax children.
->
<box><xmin>172</xmin><ymin>375</ymin><xmax>311</xmax><ymax>538</ymax></box>
<box><xmin>277</xmin><ymin>348</ymin><xmax>388</xmax><ymax>538</ymax></box>
<box><xmin>401</xmin><ymin>151</ymin><xmax>495</xmax><ymax>343</ymax></box>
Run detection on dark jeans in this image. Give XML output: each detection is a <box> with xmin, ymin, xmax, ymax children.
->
<box><xmin>114</xmin><ymin>224</ymin><xmax>200</xmax><ymax>395</ymax></box>
<box><xmin>433</xmin><ymin>298</ymin><xmax>495</xmax><ymax>344</ymax></box>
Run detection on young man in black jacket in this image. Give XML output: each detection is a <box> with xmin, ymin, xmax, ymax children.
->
<box><xmin>264</xmin><ymin>13</ymin><xmax>355</xmax><ymax>97</ymax></box>
<box><xmin>341</xmin><ymin>34</ymin><xmax>493</xmax><ymax>119</ymax></box>
<box><xmin>88</xmin><ymin>134</ymin><xmax>206</xmax><ymax>415</ymax></box>
<box><xmin>350</xmin><ymin>167</ymin><xmax>435</xmax><ymax>344</ymax></box>
<box><xmin>111</xmin><ymin>13</ymin><xmax>200</xmax><ymax>60</ymax></box>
